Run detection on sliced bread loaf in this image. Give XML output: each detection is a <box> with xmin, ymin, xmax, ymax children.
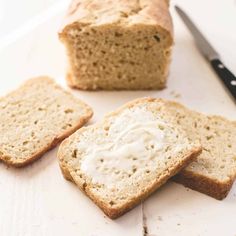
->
<box><xmin>57</xmin><ymin>97</ymin><xmax>201</xmax><ymax>219</ymax></box>
<box><xmin>160</xmin><ymin>101</ymin><xmax>236</xmax><ymax>199</ymax></box>
<box><xmin>59</xmin><ymin>0</ymin><xmax>173</xmax><ymax>90</ymax></box>
<box><xmin>0</xmin><ymin>76</ymin><xmax>93</xmax><ymax>167</ymax></box>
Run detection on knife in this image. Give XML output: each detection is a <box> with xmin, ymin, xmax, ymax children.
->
<box><xmin>175</xmin><ymin>5</ymin><xmax>236</xmax><ymax>102</ymax></box>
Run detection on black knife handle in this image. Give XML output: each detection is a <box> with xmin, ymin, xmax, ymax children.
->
<box><xmin>211</xmin><ymin>59</ymin><xmax>236</xmax><ymax>101</ymax></box>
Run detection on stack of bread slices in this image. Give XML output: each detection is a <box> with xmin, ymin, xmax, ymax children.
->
<box><xmin>58</xmin><ymin>97</ymin><xmax>236</xmax><ymax>219</ymax></box>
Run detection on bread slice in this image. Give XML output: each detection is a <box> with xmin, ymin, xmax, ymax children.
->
<box><xmin>59</xmin><ymin>0</ymin><xmax>173</xmax><ymax>90</ymax></box>
<box><xmin>158</xmin><ymin>100</ymin><xmax>236</xmax><ymax>199</ymax></box>
<box><xmin>58</xmin><ymin>97</ymin><xmax>201</xmax><ymax>219</ymax></box>
<box><xmin>0</xmin><ymin>76</ymin><xmax>93</xmax><ymax>167</ymax></box>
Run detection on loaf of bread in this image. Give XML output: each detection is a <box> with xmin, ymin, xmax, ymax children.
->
<box><xmin>158</xmin><ymin>100</ymin><xmax>236</xmax><ymax>200</ymax></box>
<box><xmin>59</xmin><ymin>0</ymin><xmax>173</xmax><ymax>90</ymax></box>
<box><xmin>0</xmin><ymin>76</ymin><xmax>93</xmax><ymax>167</ymax></box>
<box><xmin>57</xmin><ymin>98</ymin><xmax>201</xmax><ymax>218</ymax></box>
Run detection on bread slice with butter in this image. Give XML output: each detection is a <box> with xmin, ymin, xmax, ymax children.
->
<box><xmin>0</xmin><ymin>76</ymin><xmax>93</xmax><ymax>167</ymax></box>
<box><xmin>163</xmin><ymin>101</ymin><xmax>236</xmax><ymax>200</ymax></box>
<box><xmin>58</xmin><ymin>97</ymin><xmax>201</xmax><ymax>219</ymax></box>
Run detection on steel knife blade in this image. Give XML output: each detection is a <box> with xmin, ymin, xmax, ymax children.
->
<box><xmin>175</xmin><ymin>5</ymin><xmax>236</xmax><ymax>102</ymax></box>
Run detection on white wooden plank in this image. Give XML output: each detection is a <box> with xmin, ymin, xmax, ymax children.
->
<box><xmin>144</xmin><ymin>182</ymin><xmax>236</xmax><ymax>236</ymax></box>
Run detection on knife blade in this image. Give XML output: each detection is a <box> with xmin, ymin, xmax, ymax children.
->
<box><xmin>175</xmin><ymin>5</ymin><xmax>236</xmax><ymax>102</ymax></box>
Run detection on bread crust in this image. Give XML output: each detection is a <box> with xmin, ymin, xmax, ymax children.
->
<box><xmin>58</xmin><ymin>97</ymin><xmax>202</xmax><ymax>219</ymax></box>
<box><xmin>173</xmin><ymin>170</ymin><xmax>234</xmax><ymax>200</ymax></box>
<box><xmin>66</xmin><ymin>71</ymin><xmax>166</xmax><ymax>91</ymax></box>
<box><xmin>60</xmin><ymin>147</ymin><xmax>201</xmax><ymax>219</ymax></box>
<box><xmin>1</xmin><ymin>115</ymin><xmax>92</xmax><ymax>167</ymax></box>
<box><xmin>59</xmin><ymin>0</ymin><xmax>173</xmax><ymax>40</ymax></box>
<box><xmin>66</xmin><ymin>71</ymin><xmax>76</xmax><ymax>89</ymax></box>
<box><xmin>0</xmin><ymin>76</ymin><xmax>93</xmax><ymax>167</ymax></box>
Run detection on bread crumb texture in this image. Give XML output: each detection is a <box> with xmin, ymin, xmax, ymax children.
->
<box><xmin>59</xmin><ymin>0</ymin><xmax>173</xmax><ymax>90</ymax></box>
<box><xmin>163</xmin><ymin>101</ymin><xmax>236</xmax><ymax>199</ymax></box>
<box><xmin>58</xmin><ymin>97</ymin><xmax>201</xmax><ymax>218</ymax></box>
<box><xmin>169</xmin><ymin>103</ymin><xmax>236</xmax><ymax>180</ymax></box>
<box><xmin>0</xmin><ymin>76</ymin><xmax>93</xmax><ymax>167</ymax></box>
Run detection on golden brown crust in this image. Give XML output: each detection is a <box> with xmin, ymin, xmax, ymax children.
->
<box><xmin>173</xmin><ymin>170</ymin><xmax>234</xmax><ymax>200</ymax></box>
<box><xmin>67</xmin><ymin>77</ymin><xmax>166</xmax><ymax>91</ymax></box>
<box><xmin>0</xmin><ymin>76</ymin><xmax>93</xmax><ymax>167</ymax></box>
<box><xmin>66</xmin><ymin>71</ymin><xmax>77</xmax><ymax>89</ymax></box>
<box><xmin>59</xmin><ymin>0</ymin><xmax>173</xmax><ymax>40</ymax></box>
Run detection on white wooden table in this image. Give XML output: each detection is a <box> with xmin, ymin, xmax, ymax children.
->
<box><xmin>0</xmin><ymin>0</ymin><xmax>236</xmax><ymax>235</ymax></box>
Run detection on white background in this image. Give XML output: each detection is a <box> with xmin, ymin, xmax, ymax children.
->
<box><xmin>0</xmin><ymin>0</ymin><xmax>236</xmax><ymax>235</ymax></box>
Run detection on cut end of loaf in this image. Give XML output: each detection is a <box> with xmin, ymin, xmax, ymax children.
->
<box><xmin>59</xmin><ymin>0</ymin><xmax>173</xmax><ymax>90</ymax></box>
<box><xmin>60</xmin><ymin>24</ymin><xmax>172</xmax><ymax>90</ymax></box>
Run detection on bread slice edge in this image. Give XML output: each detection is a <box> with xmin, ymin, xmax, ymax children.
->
<box><xmin>58</xmin><ymin>141</ymin><xmax>201</xmax><ymax>218</ymax></box>
<box><xmin>173</xmin><ymin>169</ymin><xmax>234</xmax><ymax>200</ymax></box>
